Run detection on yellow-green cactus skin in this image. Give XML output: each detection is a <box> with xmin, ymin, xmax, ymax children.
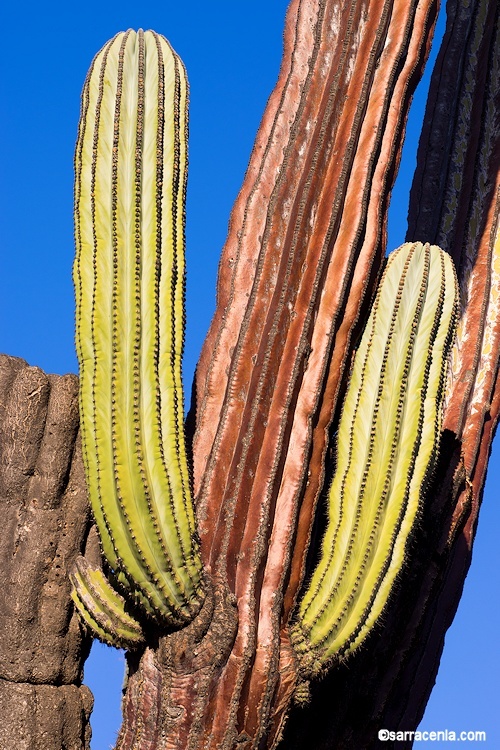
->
<box><xmin>291</xmin><ymin>242</ymin><xmax>458</xmax><ymax>676</ymax></box>
<box><xmin>70</xmin><ymin>557</ymin><xmax>145</xmax><ymax>648</ymax></box>
<box><xmin>73</xmin><ymin>29</ymin><xmax>204</xmax><ymax>634</ymax></box>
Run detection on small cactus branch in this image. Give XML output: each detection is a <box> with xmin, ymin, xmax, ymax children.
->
<box><xmin>74</xmin><ymin>29</ymin><xmax>204</xmax><ymax>629</ymax></box>
<box><xmin>70</xmin><ymin>557</ymin><xmax>145</xmax><ymax>649</ymax></box>
<box><xmin>188</xmin><ymin>0</ymin><xmax>441</xmax><ymax>744</ymax></box>
<box><xmin>291</xmin><ymin>242</ymin><xmax>458</xmax><ymax>675</ymax></box>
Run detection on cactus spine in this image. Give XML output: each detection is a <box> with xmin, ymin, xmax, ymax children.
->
<box><xmin>73</xmin><ymin>29</ymin><xmax>204</xmax><ymax>634</ymax></box>
<box><xmin>292</xmin><ymin>242</ymin><xmax>458</xmax><ymax>676</ymax></box>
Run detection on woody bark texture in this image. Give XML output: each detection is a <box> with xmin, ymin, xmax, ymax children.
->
<box><xmin>0</xmin><ymin>354</ymin><xmax>93</xmax><ymax>750</ymax></box>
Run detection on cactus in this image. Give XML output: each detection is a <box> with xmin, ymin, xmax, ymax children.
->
<box><xmin>72</xmin><ymin>29</ymin><xmax>204</xmax><ymax>635</ymax></box>
<box><xmin>63</xmin><ymin>1</ymin><xmax>499</xmax><ymax>747</ymax></box>
<box><xmin>1</xmin><ymin>1</ymin><xmax>496</xmax><ymax>749</ymax></box>
<box><xmin>70</xmin><ymin>556</ymin><xmax>145</xmax><ymax>649</ymax></box>
<box><xmin>61</xmin><ymin>2</ymin><xmax>499</xmax><ymax>747</ymax></box>
<box><xmin>291</xmin><ymin>242</ymin><xmax>458</xmax><ymax>676</ymax></box>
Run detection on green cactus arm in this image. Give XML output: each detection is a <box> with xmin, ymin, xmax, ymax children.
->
<box><xmin>291</xmin><ymin>242</ymin><xmax>458</xmax><ymax>675</ymax></box>
<box><xmin>70</xmin><ymin>557</ymin><xmax>145</xmax><ymax>648</ymax></box>
<box><xmin>73</xmin><ymin>29</ymin><xmax>203</xmax><ymax>626</ymax></box>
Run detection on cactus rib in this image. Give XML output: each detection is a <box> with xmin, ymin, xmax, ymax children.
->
<box><xmin>73</xmin><ymin>29</ymin><xmax>203</xmax><ymax>628</ymax></box>
<box><xmin>291</xmin><ymin>242</ymin><xmax>458</xmax><ymax>674</ymax></box>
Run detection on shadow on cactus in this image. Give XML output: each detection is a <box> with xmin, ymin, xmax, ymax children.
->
<box><xmin>71</xmin><ymin>25</ymin><xmax>458</xmax><ymax>730</ymax></box>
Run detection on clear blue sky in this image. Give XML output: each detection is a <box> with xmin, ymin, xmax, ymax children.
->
<box><xmin>1</xmin><ymin>2</ymin><xmax>498</xmax><ymax>749</ymax></box>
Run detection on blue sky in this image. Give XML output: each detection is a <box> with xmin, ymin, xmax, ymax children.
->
<box><xmin>1</xmin><ymin>2</ymin><xmax>498</xmax><ymax>748</ymax></box>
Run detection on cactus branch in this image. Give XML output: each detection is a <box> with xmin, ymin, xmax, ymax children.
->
<box><xmin>73</xmin><ymin>29</ymin><xmax>204</xmax><ymax>630</ymax></box>
<box><xmin>70</xmin><ymin>557</ymin><xmax>145</xmax><ymax>649</ymax></box>
<box><xmin>292</xmin><ymin>242</ymin><xmax>458</xmax><ymax>674</ymax></box>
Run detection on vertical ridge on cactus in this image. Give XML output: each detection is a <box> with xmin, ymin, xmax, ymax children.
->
<box><xmin>291</xmin><ymin>242</ymin><xmax>458</xmax><ymax>674</ymax></box>
<box><xmin>73</xmin><ymin>29</ymin><xmax>204</xmax><ymax>629</ymax></box>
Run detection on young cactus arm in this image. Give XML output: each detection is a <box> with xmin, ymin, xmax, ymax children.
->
<box><xmin>73</xmin><ymin>29</ymin><xmax>204</xmax><ymax>626</ymax></box>
<box><xmin>291</xmin><ymin>242</ymin><xmax>458</xmax><ymax>675</ymax></box>
<box><xmin>70</xmin><ymin>557</ymin><xmax>145</xmax><ymax>649</ymax></box>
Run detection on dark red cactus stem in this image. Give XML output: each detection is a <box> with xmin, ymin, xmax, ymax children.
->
<box><xmin>189</xmin><ymin>0</ymin><xmax>441</xmax><ymax>745</ymax></box>
<box><xmin>115</xmin><ymin>578</ymin><xmax>239</xmax><ymax>750</ymax></box>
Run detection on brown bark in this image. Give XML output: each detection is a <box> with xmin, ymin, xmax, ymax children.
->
<box><xmin>0</xmin><ymin>354</ymin><xmax>93</xmax><ymax>750</ymax></box>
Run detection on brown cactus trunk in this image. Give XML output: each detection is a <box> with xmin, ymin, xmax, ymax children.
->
<box><xmin>0</xmin><ymin>354</ymin><xmax>93</xmax><ymax>750</ymax></box>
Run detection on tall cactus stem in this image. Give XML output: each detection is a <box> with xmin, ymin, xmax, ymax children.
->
<box><xmin>73</xmin><ymin>29</ymin><xmax>204</xmax><ymax>630</ymax></box>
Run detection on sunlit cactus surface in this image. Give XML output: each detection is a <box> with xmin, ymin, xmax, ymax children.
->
<box><xmin>72</xmin><ymin>29</ymin><xmax>204</xmax><ymax>641</ymax></box>
<box><xmin>57</xmin><ymin>2</ymin><xmax>500</xmax><ymax>747</ymax></box>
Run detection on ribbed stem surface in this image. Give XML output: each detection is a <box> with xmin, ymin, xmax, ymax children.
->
<box><xmin>74</xmin><ymin>29</ymin><xmax>203</xmax><ymax>628</ymax></box>
<box><xmin>292</xmin><ymin>243</ymin><xmax>457</xmax><ymax>673</ymax></box>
